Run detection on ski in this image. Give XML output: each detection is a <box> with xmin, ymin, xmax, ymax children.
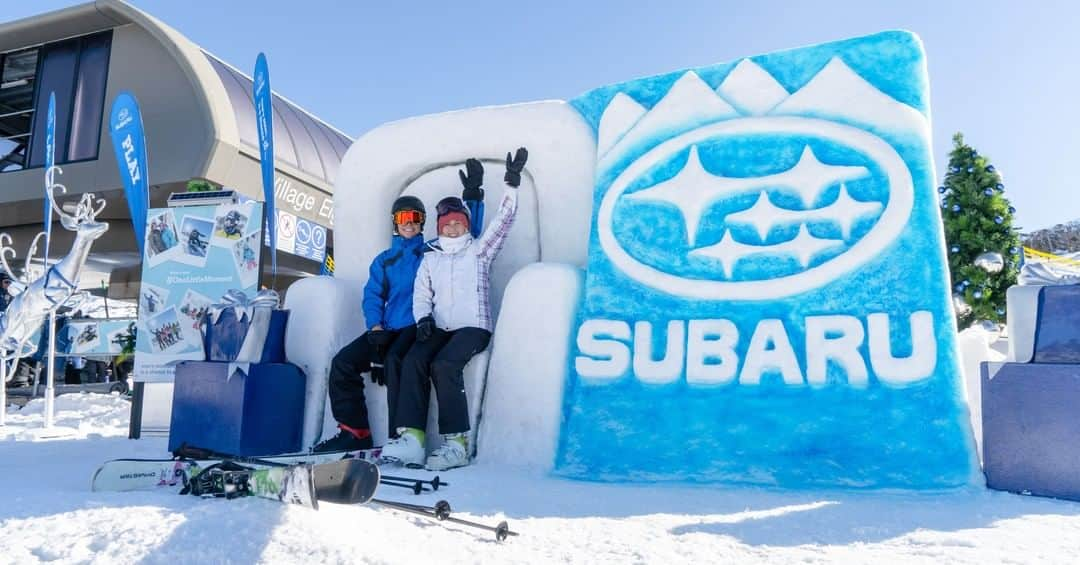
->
<box><xmin>186</xmin><ymin>459</ymin><xmax>380</xmax><ymax>510</ymax></box>
<box><xmin>91</xmin><ymin>447</ymin><xmax>381</xmax><ymax>493</ymax></box>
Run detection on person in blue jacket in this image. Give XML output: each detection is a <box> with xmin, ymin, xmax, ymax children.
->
<box><xmin>312</xmin><ymin>161</ymin><xmax>486</xmax><ymax>453</ymax></box>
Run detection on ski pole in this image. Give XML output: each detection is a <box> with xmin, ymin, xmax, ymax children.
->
<box><xmin>380</xmin><ymin>474</ymin><xmax>448</xmax><ymax>490</ymax></box>
<box><xmin>373</xmin><ymin>498</ymin><xmax>519</xmax><ymax>542</ymax></box>
<box><xmin>174</xmin><ymin>444</ymin><xmax>289</xmax><ymax>468</ymax></box>
<box><xmin>380</xmin><ymin>479</ymin><xmax>430</xmax><ymax>495</ymax></box>
<box><xmin>427</xmin><ymin>500</ymin><xmax>519</xmax><ymax>541</ymax></box>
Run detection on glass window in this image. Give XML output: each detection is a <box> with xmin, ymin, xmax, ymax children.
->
<box><xmin>0</xmin><ymin>48</ymin><xmax>38</xmax><ymax>172</ymax></box>
<box><xmin>274</xmin><ymin>97</ymin><xmax>324</xmax><ymax>180</ymax></box>
<box><xmin>27</xmin><ymin>39</ymin><xmax>79</xmax><ymax>168</ymax></box>
<box><xmin>328</xmin><ymin>130</ymin><xmax>352</xmax><ymax>161</ymax></box>
<box><xmin>205</xmin><ymin>55</ymin><xmax>259</xmax><ymax>150</ymax></box>
<box><xmin>68</xmin><ymin>32</ymin><xmax>112</xmax><ymax>161</ymax></box>
<box><xmin>205</xmin><ymin>54</ymin><xmax>300</xmax><ymax>168</ymax></box>
<box><xmin>297</xmin><ymin>111</ymin><xmax>340</xmax><ymax>182</ymax></box>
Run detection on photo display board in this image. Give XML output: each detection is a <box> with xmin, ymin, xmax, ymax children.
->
<box><xmin>133</xmin><ymin>201</ymin><xmax>264</xmax><ymax>382</ymax></box>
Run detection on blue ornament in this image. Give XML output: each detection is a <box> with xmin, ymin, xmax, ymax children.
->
<box><xmin>1008</xmin><ymin>206</ymin><xmax>1016</xmax><ymax>214</ymax></box>
<box><xmin>967</xmin><ymin>166</ymin><xmax>975</xmax><ymax>173</ymax></box>
<box><xmin>996</xmin><ymin>183</ymin><xmax>1004</xmax><ymax>190</ymax></box>
<box><xmin>962</xmin><ymin>279</ymin><xmax>971</xmax><ymax>286</ymax></box>
<box><xmin>987</xmin><ymin>165</ymin><xmax>996</xmax><ymax>173</ymax></box>
<box><xmin>1011</xmin><ymin>246</ymin><xmax>1020</xmax><ymax>254</ymax></box>
<box><xmin>955</xmin><ymin>283</ymin><xmax>965</xmax><ymax>292</ymax></box>
<box><xmin>952</xmin><ymin>204</ymin><xmax>961</xmax><ymax>212</ymax></box>
<box><xmin>973</xmin><ymin>290</ymin><xmax>983</xmax><ymax>299</ymax></box>
<box><xmin>938</xmin><ymin>186</ymin><xmax>947</xmax><ymax>194</ymax></box>
<box><xmin>997</xmin><ymin>308</ymin><xmax>1005</xmax><ymax>315</ymax></box>
<box><xmin>951</xmin><ymin>245</ymin><xmax>960</xmax><ymax>253</ymax></box>
<box><xmin>984</xmin><ymin>188</ymin><xmax>993</xmax><ymax>196</ymax></box>
<box><xmin>995</xmin><ymin>216</ymin><xmax>1004</xmax><ymax>224</ymax></box>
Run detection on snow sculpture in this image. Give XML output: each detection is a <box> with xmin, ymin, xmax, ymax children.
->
<box><xmin>319</xmin><ymin>30</ymin><xmax>978</xmax><ymax>486</ymax></box>
<box><xmin>558</xmin><ymin>31</ymin><xmax>980</xmax><ymax>488</ymax></box>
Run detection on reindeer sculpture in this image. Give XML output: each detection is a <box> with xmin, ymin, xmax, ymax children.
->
<box><xmin>0</xmin><ymin>187</ymin><xmax>109</xmax><ymax>364</ymax></box>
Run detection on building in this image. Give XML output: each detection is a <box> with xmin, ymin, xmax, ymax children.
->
<box><xmin>0</xmin><ymin>0</ymin><xmax>347</xmax><ymax>297</ymax></box>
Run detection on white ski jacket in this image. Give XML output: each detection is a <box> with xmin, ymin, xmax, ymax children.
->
<box><xmin>413</xmin><ymin>188</ymin><xmax>518</xmax><ymax>332</ymax></box>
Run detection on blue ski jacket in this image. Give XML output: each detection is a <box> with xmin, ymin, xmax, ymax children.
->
<box><xmin>362</xmin><ymin>234</ymin><xmax>426</xmax><ymax>331</ymax></box>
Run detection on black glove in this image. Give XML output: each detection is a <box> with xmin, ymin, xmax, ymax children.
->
<box><xmin>459</xmin><ymin>158</ymin><xmax>484</xmax><ymax>201</ymax></box>
<box><xmin>416</xmin><ymin>315</ymin><xmax>435</xmax><ymax>342</ymax></box>
<box><xmin>504</xmin><ymin>147</ymin><xmax>528</xmax><ymax>188</ymax></box>
<box><xmin>369</xmin><ymin>363</ymin><xmax>386</xmax><ymax>386</ymax></box>
<box><xmin>366</xmin><ymin>330</ymin><xmax>392</xmax><ymax>348</ymax></box>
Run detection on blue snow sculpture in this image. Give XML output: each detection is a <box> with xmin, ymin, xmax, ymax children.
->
<box><xmin>557</xmin><ymin>31</ymin><xmax>980</xmax><ymax>489</ymax></box>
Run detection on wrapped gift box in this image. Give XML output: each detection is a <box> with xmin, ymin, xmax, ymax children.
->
<box><xmin>1032</xmin><ymin>285</ymin><xmax>1080</xmax><ymax>363</ymax></box>
<box><xmin>981</xmin><ymin>361</ymin><xmax>1080</xmax><ymax>501</ymax></box>
<box><xmin>168</xmin><ymin>361</ymin><xmax>306</xmax><ymax>456</ymax></box>
<box><xmin>204</xmin><ymin>289</ymin><xmax>288</xmax><ymax>364</ymax></box>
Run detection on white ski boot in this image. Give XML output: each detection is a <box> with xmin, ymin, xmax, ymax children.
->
<box><xmin>380</xmin><ymin>427</ymin><xmax>426</xmax><ymax>467</ymax></box>
<box><xmin>425</xmin><ymin>433</ymin><xmax>469</xmax><ymax>471</ymax></box>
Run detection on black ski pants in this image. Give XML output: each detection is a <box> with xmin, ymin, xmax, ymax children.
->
<box><xmin>328</xmin><ymin>325</ymin><xmax>416</xmax><ymax>431</ymax></box>
<box><xmin>396</xmin><ymin>326</ymin><xmax>491</xmax><ymax>435</ymax></box>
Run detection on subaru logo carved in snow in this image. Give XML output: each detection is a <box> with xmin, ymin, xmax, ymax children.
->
<box><xmin>599</xmin><ymin>117</ymin><xmax>913</xmax><ymax>300</ymax></box>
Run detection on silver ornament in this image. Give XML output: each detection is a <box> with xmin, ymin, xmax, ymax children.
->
<box><xmin>974</xmin><ymin>251</ymin><xmax>1005</xmax><ymax>273</ymax></box>
<box><xmin>952</xmin><ymin>293</ymin><xmax>971</xmax><ymax>317</ymax></box>
<box><xmin>977</xmin><ymin>319</ymin><xmax>1000</xmax><ymax>333</ymax></box>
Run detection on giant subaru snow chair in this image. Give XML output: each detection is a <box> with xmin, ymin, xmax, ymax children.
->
<box><xmin>289</xmin><ymin>30</ymin><xmax>980</xmax><ymax>488</ymax></box>
<box><xmin>288</xmin><ymin>102</ymin><xmax>595</xmax><ymax>462</ymax></box>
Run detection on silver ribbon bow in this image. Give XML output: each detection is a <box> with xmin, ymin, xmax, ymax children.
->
<box><xmin>1019</xmin><ymin>262</ymin><xmax>1080</xmax><ymax>286</ymax></box>
<box><xmin>208</xmin><ymin>288</ymin><xmax>283</xmax><ymax>376</ymax></box>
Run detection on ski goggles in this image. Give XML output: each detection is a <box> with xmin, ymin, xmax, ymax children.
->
<box><xmin>393</xmin><ymin>210</ymin><xmax>424</xmax><ymax>225</ymax></box>
<box><xmin>435</xmin><ymin>197</ymin><xmax>470</xmax><ymax>218</ymax></box>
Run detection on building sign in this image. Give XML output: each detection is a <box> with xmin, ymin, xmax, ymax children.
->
<box><xmin>274</xmin><ymin>174</ymin><xmax>333</xmax><ymax>227</ymax></box>
<box><xmin>264</xmin><ymin>210</ymin><xmax>327</xmax><ymax>263</ymax></box>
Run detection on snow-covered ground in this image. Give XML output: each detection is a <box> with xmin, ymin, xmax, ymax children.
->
<box><xmin>2</xmin><ymin>393</ymin><xmax>1080</xmax><ymax>564</ymax></box>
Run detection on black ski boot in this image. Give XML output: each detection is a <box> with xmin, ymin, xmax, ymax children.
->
<box><xmin>312</xmin><ymin>429</ymin><xmax>374</xmax><ymax>453</ymax></box>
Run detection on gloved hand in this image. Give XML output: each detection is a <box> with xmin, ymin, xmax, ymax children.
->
<box><xmin>366</xmin><ymin>330</ymin><xmax>392</xmax><ymax>348</ymax></box>
<box><xmin>369</xmin><ymin>364</ymin><xmax>386</xmax><ymax>386</ymax></box>
<box><xmin>459</xmin><ymin>158</ymin><xmax>484</xmax><ymax>201</ymax></box>
<box><xmin>504</xmin><ymin>147</ymin><xmax>528</xmax><ymax>188</ymax></box>
<box><xmin>416</xmin><ymin>315</ymin><xmax>435</xmax><ymax>342</ymax></box>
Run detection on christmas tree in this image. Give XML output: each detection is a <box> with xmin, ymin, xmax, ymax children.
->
<box><xmin>940</xmin><ymin>133</ymin><xmax>1021</xmax><ymax>330</ymax></box>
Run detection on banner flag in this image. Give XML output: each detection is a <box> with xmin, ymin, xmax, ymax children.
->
<box><xmin>253</xmin><ymin>52</ymin><xmax>277</xmax><ymax>279</ymax></box>
<box><xmin>43</xmin><ymin>92</ymin><xmax>56</xmax><ymax>261</ymax></box>
<box><xmin>108</xmin><ymin>92</ymin><xmax>150</xmax><ymax>254</ymax></box>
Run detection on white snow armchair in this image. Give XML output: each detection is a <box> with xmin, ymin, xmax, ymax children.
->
<box><xmin>290</xmin><ymin>100</ymin><xmax>595</xmax><ymax>465</ymax></box>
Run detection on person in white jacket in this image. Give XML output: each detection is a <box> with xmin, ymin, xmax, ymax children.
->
<box><xmin>380</xmin><ymin>147</ymin><xmax>528</xmax><ymax>470</ymax></box>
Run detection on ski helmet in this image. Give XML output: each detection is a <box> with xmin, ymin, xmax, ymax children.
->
<box><xmin>391</xmin><ymin>195</ymin><xmax>426</xmax><ymax>231</ymax></box>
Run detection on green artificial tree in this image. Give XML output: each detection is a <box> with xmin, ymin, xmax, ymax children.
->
<box><xmin>940</xmin><ymin>133</ymin><xmax>1021</xmax><ymax>330</ymax></box>
<box><xmin>186</xmin><ymin>179</ymin><xmax>217</xmax><ymax>192</ymax></box>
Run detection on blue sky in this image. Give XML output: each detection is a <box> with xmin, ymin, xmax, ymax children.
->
<box><xmin>6</xmin><ymin>1</ymin><xmax>1078</xmax><ymax>231</ymax></box>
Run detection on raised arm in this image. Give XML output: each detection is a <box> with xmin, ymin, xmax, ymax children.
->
<box><xmin>476</xmin><ymin>147</ymin><xmax>528</xmax><ymax>259</ymax></box>
<box><xmin>459</xmin><ymin>157</ymin><xmax>486</xmax><ymax>239</ymax></box>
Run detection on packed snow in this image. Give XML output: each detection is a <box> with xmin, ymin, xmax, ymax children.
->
<box><xmin>2</xmin><ymin>390</ymin><xmax>1080</xmax><ymax>564</ymax></box>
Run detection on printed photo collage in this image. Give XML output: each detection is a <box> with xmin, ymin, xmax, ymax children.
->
<box><xmin>138</xmin><ymin>202</ymin><xmax>262</xmax><ymax>356</ymax></box>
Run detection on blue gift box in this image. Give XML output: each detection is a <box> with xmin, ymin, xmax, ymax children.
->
<box><xmin>168</xmin><ymin>361</ymin><xmax>306</xmax><ymax>456</ymax></box>
<box><xmin>1033</xmin><ymin>285</ymin><xmax>1080</xmax><ymax>364</ymax></box>
<box><xmin>204</xmin><ymin>308</ymin><xmax>288</xmax><ymax>363</ymax></box>
<box><xmin>981</xmin><ymin>361</ymin><xmax>1080</xmax><ymax>502</ymax></box>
